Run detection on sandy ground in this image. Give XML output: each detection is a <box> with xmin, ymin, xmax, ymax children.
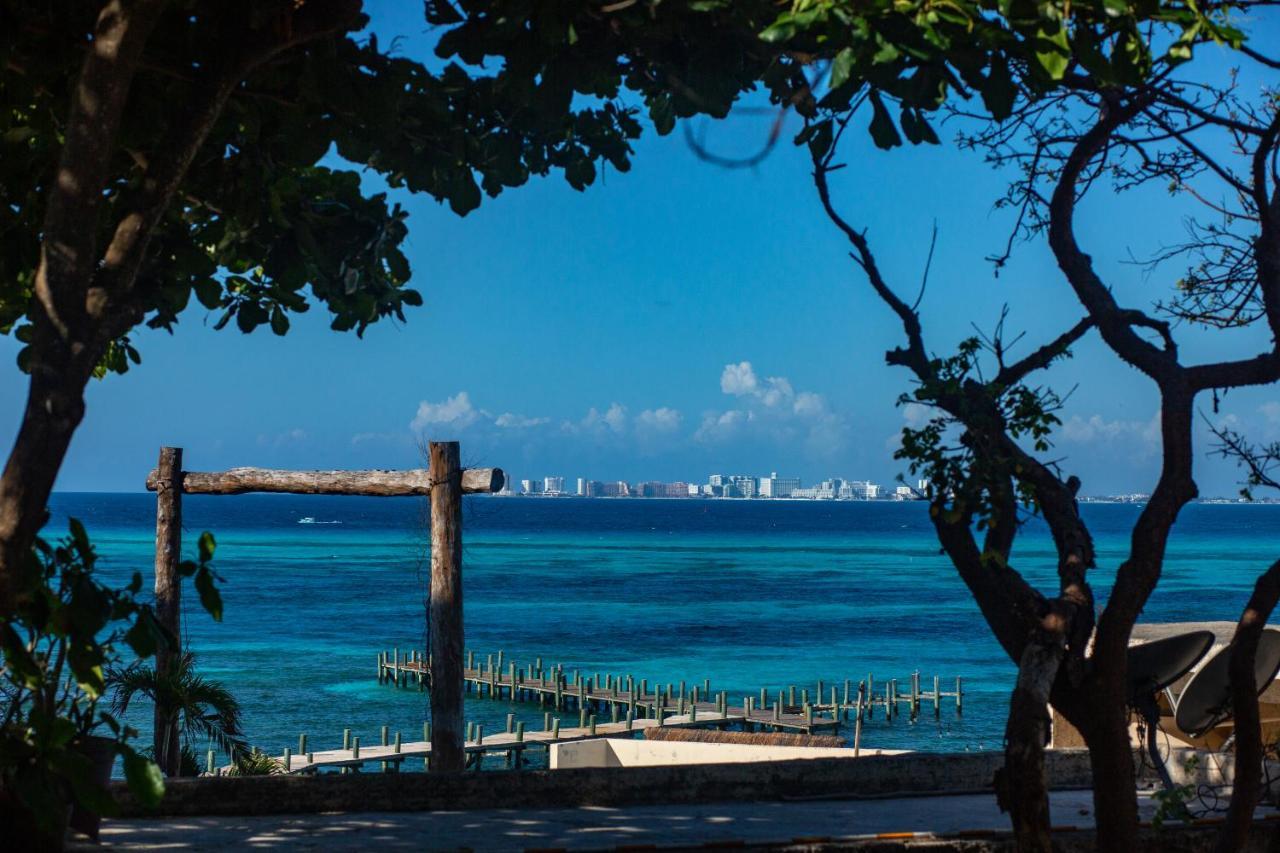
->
<box><xmin>78</xmin><ymin>788</ymin><xmax>1241</xmax><ymax>850</ymax></box>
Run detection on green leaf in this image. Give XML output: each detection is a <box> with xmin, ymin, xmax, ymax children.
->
<box><xmin>423</xmin><ymin>0</ymin><xmax>462</xmax><ymax>25</ymax></box>
<box><xmin>649</xmin><ymin>95</ymin><xmax>675</xmax><ymax>136</ymax></box>
<box><xmin>195</xmin><ymin>566</ymin><xmax>223</xmax><ymax>622</ymax></box>
<box><xmin>759</xmin><ymin>17</ymin><xmax>796</xmax><ymax>44</ymax></box>
<box><xmin>807</xmin><ymin>119</ymin><xmax>834</xmax><ymax>159</ymax></box>
<box><xmin>867</xmin><ymin>91</ymin><xmax>902</xmax><ymax>150</ymax></box>
<box><xmin>564</xmin><ymin>155</ymin><xmax>596</xmax><ymax>191</ymax></box>
<box><xmin>269</xmin><ymin>307</ymin><xmax>290</xmax><ymax>336</ymax></box>
<box><xmin>1033</xmin><ymin>23</ymin><xmax>1071</xmax><ymax>81</ymax></box>
<box><xmin>235</xmin><ymin>301</ymin><xmax>267</xmax><ymax>333</ymax></box>
<box><xmin>447</xmin><ymin>169</ymin><xmax>481</xmax><ymax>216</ymax></box>
<box><xmin>872</xmin><ymin>38</ymin><xmax>901</xmax><ymax>65</ymax></box>
<box><xmin>198</xmin><ymin>531</ymin><xmax>216</xmax><ymax>563</ymax></box>
<box><xmin>122</xmin><ymin>750</ymin><xmax>165</xmax><ymax>808</ymax></box>
<box><xmin>829</xmin><ymin>48</ymin><xmax>856</xmax><ymax>90</ymax></box>
<box><xmin>981</xmin><ymin>54</ymin><xmax>1017</xmax><ymax>122</ymax></box>
<box><xmin>124</xmin><ymin>615</ymin><xmax>158</xmax><ymax>659</ymax></box>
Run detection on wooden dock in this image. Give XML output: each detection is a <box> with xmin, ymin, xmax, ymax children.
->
<box><xmin>214</xmin><ymin>713</ymin><xmax>740</xmax><ymax>776</ymax></box>
<box><xmin>212</xmin><ymin>649</ymin><xmax>967</xmax><ymax>776</ymax></box>
<box><xmin>376</xmin><ymin>648</ymin><xmax>964</xmax><ymax>734</ymax></box>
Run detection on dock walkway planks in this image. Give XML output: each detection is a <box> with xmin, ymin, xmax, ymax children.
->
<box><xmin>222</xmin><ymin>714</ymin><xmax>736</xmax><ymax>775</ymax></box>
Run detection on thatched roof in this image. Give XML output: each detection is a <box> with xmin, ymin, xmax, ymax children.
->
<box><xmin>643</xmin><ymin>727</ymin><xmax>846</xmax><ymax>749</ymax></box>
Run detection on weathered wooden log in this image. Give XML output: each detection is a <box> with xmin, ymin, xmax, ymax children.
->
<box><xmin>428</xmin><ymin>442</ymin><xmax>465</xmax><ymax>773</ymax></box>
<box><xmin>144</xmin><ymin>466</ymin><xmax>503</xmax><ymax>495</ymax></box>
<box><xmin>153</xmin><ymin>447</ymin><xmax>183</xmax><ymax>778</ymax></box>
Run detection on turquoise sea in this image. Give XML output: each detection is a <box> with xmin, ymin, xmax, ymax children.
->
<box><xmin>46</xmin><ymin>494</ymin><xmax>1280</xmax><ymax>765</ymax></box>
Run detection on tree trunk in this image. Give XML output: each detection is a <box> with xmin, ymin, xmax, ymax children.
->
<box><xmin>1001</xmin><ymin>637</ymin><xmax>1063</xmax><ymax>852</ymax></box>
<box><xmin>1081</xmin><ymin>671</ymin><xmax>1141</xmax><ymax>853</ymax></box>
<box><xmin>1215</xmin><ymin>558</ymin><xmax>1280</xmax><ymax>853</ymax></box>
<box><xmin>0</xmin><ymin>360</ymin><xmax>92</xmax><ymax>612</ymax></box>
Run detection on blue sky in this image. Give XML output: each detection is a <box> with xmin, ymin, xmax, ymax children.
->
<box><xmin>4</xmin><ymin>7</ymin><xmax>1279</xmax><ymax>496</ymax></box>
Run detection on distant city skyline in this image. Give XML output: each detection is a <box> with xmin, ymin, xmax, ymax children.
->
<box><xmin>505</xmin><ymin>471</ymin><xmax>902</xmax><ymax>500</ymax></box>
<box><xmin>491</xmin><ymin>470</ymin><xmax>1213</xmax><ymax>503</ymax></box>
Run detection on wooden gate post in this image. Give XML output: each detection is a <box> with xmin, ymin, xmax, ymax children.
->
<box><xmin>153</xmin><ymin>446</ymin><xmax>183</xmax><ymax>777</ymax></box>
<box><xmin>428</xmin><ymin>441</ymin><xmax>465</xmax><ymax>772</ymax></box>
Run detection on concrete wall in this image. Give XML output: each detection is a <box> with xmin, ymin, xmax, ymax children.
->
<box><xmin>111</xmin><ymin>750</ymin><xmax>1097</xmax><ymax>818</ymax></box>
<box><xmin>551</xmin><ymin>738</ymin><xmax>902</xmax><ymax>769</ymax></box>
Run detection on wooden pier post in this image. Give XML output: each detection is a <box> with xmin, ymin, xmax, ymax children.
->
<box><xmin>854</xmin><ymin>681</ymin><xmax>865</xmax><ymax>757</ymax></box>
<box><xmin>428</xmin><ymin>441</ymin><xmax>465</xmax><ymax>773</ymax></box>
<box><xmin>956</xmin><ymin>676</ymin><xmax>963</xmax><ymax>714</ymax></box>
<box><xmin>153</xmin><ymin>446</ymin><xmax>184</xmax><ymax>778</ymax></box>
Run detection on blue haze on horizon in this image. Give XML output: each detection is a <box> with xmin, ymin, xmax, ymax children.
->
<box><xmin>3</xmin><ymin>4</ymin><xmax>1279</xmax><ymax>497</ymax></box>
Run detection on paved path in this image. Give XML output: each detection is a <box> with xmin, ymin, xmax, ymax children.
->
<box><xmin>82</xmin><ymin>789</ymin><xmax>1227</xmax><ymax>850</ymax></box>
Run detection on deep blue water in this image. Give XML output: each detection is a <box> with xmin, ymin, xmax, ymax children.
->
<box><xmin>46</xmin><ymin>494</ymin><xmax>1280</xmax><ymax>766</ymax></box>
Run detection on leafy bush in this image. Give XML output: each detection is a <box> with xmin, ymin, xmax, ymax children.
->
<box><xmin>0</xmin><ymin>519</ymin><xmax>219</xmax><ymax>840</ymax></box>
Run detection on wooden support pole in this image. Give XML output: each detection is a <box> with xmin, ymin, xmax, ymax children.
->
<box><xmin>153</xmin><ymin>446</ymin><xmax>183</xmax><ymax>778</ymax></box>
<box><xmin>428</xmin><ymin>441</ymin><xmax>465</xmax><ymax>773</ymax></box>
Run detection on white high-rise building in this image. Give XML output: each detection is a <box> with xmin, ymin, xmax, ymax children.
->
<box><xmin>840</xmin><ymin>480</ymin><xmax>881</xmax><ymax>500</ymax></box>
<box><xmin>520</xmin><ymin>479</ymin><xmax>539</xmax><ymax>495</ymax></box>
<box><xmin>544</xmin><ymin>476</ymin><xmax>565</xmax><ymax>496</ymax></box>
<box><xmin>759</xmin><ymin>472</ymin><xmax>801</xmax><ymax>498</ymax></box>
<box><xmin>576</xmin><ymin>477</ymin><xmax>587</xmax><ymax>496</ymax></box>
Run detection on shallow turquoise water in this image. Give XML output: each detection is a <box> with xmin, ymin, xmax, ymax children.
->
<box><xmin>47</xmin><ymin>494</ymin><xmax>1280</xmax><ymax>765</ymax></box>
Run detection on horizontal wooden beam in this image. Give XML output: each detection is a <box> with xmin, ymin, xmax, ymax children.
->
<box><xmin>144</xmin><ymin>466</ymin><xmax>504</xmax><ymax>496</ymax></box>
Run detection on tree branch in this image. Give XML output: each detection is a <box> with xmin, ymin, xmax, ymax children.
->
<box><xmin>92</xmin><ymin>0</ymin><xmax>363</xmax><ymax>338</ymax></box>
<box><xmin>994</xmin><ymin>317</ymin><xmax>1093</xmax><ymax>388</ymax></box>
<box><xmin>1047</xmin><ymin>94</ymin><xmax>1182</xmax><ymax>384</ymax></box>
<box><xmin>33</xmin><ymin>0</ymin><xmax>168</xmax><ymax>344</ymax></box>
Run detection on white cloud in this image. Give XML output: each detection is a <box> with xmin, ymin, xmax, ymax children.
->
<box><xmin>257</xmin><ymin>428</ymin><xmax>307</xmax><ymax>448</ymax></box>
<box><xmin>792</xmin><ymin>391</ymin><xmax>824</xmax><ymax>418</ymax></box>
<box><xmin>694</xmin><ymin>409</ymin><xmax>746</xmax><ymax>443</ymax></box>
<box><xmin>576</xmin><ymin>403</ymin><xmax>627</xmax><ymax>433</ymax></box>
<box><xmin>901</xmin><ymin>402</ymin><xmax>935</xmax><ymax>428</ymax></box>
<box><xmin>1060</xmin><ymin>412</ymin><xmax>1160</xmax><ymax>446</ymax></box>
<box><xmin>701</xmin><ymin>360</ymin><xmax>850</xmax><ymax>457</ymax></box>
<box><xmin>719</xmin><ymin>361</ymin><xmax>799</xmax><ymax>410</ymax></box>
<box><xmin>720</xmin><ymin>362</ymin><xmax>759</xmax><ymax>396</ymax></box>
<box><xmin>1261</xmin><ymin>401</ymin><xmax>1280</xmax><ymax>430</ymax></box>
<box><xmin>495</xmin><ymin>412</ymin><xmax>551</xmax><ymax>429</ymax></box>
<box><xmin>637</xmin><ymin>407</ymin><xmax>682</xmax><ymax>433</ymax></box>
<box><xmin>604</xmin><ymin>403</ymin><xmax>627</xmax><ymax>432</ymax></box>
<box><xmin>410</xmin><ymin>392</ymin><xmax>482</xmax><ymax>433</ymax></box>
